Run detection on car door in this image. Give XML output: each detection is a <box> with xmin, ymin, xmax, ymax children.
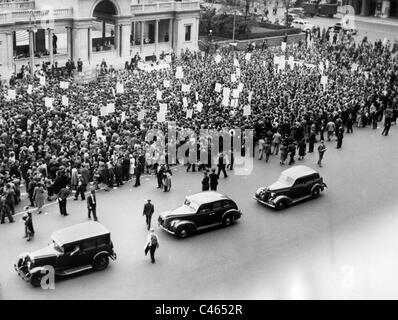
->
<box><xmin>209</xmin><ymin>201</ymin><xmax>225</xmax><ymax>225</ymax></box>
<box><xmin>194</xmin><ymin>204</ymin><xmax>213</xmax><ymax>228</ymax></box>
<box><xmin>81</xmin><ymin>238</ymin><xmax>98</xmax><ymax>265</ymax></box>
<box><xmin>291</xmin><ymin>177</ymin><xmax>307</xmax><ymax>198</ymax></box>
<box><xmin>59</xmin><ymin>243</ymin><xmax>84</xmax><ymax>270</ymax></box>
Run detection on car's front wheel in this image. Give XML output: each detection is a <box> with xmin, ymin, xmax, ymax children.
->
<box><xmin>222</xmin><ymin>215</ymin><xmax>234</xmax><ymax>227</ymax></box>
<box><xmin>275</xmin><ymin>200</ymin><xmax>288</xmax><ymax>210</ymax></box>
<box><xmin>30</xmin><ymin>271</ymin><xmax>44</xmax><ymax>288</ymax></box>
<box><xmin>312</xmin><ymin>187</ymin><xmax>321</xmax><ymax>199</ymax></box>
<box><xmin>93</xmin><ymin>254</ymin><xmax>109</xmax><ymax>271</ymax></box>
<box><xmin>177</xmin><ymin>226</ymin><xmax>191</xmax><ymax>239</ymax></box>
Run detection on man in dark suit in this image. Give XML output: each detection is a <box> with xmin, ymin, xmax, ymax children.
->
<box><xmin>209</xmin><ymin>169</ymin><xmax>219</xmax><ymax>191</ymax></box>
<box><xmin>87</xmin><ymin>190</ymin><xmax>97</xmax><ymax>221</ymax></box>
<box><xmin>134</xmin><ymin>161</ymin><xmax>142</xmax><ymax>187</ymax></box>
<box><xmin>143</xmin><ymin>200</ymin><xmax>154</xmax><ymax>230</ymax></box>
<box><xmin>202</xmin><ymin>171</ymin><xmax>210</xmax><ymax>191</ymax></box>
<box><xmin>58</xmin><ymin>186</ymin><xmax>71</xmax><ymax>216</ymax></box>
<box><xmin>217</xmin><ymin>153</ymin><xmax>228</xmax><ymax>178</ymax></box>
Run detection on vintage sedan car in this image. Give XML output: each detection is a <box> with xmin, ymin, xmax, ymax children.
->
<box><xmin>15</xmin><ymin>222</ymin><xmax>117</xmax><ymax>287</ymax></box>
<box><xmin>329</xmin><ymin>22</ymin><xmax>358</xmax><ymax>35</ymax></box>
<box><xmin>291</xmin><ymin>19</ymin><xmax>315</xmax><ymax>31</ymax></box>
<box><xmin>158</xmin><ymin>192</ymin><xmax>242</xmax><ymax>238</ymax></box>
<box><xmin>254</xmin><ymin>165</ymin><xmax>327</xmax><ymax>210</ymax></box>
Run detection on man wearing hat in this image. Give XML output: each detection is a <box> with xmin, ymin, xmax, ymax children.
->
<box><xmin>87</xmin><ymin>190</ymin><xmax>98</xmax><ymax>221</ymax></box>
<box><xmin>143</xmin><ymin>199</ymin><xmax>154</xmax><ymax>230</ymax></box>
<box><xmin>145</xmin><ymin>228</ymin><xmax>159</xmax><ymax>264</ymax></box>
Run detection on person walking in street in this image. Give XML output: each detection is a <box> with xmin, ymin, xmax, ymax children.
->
<box><xmin>280</xmin><ymin>143</ymin><xmax>288</xmax><ymax>165</ymax></box>
<box><xmin>336</xmin><ymin>127</ymin><xmax>344</xmax><ymax>149</ymax></box>
<box><xmin>217</xmin><ymin>153</ymin><xmax>228</xmax><ymax>178</ymax></box>
<box><xmin>144</xmin><ymin>229</ymin><xmax>159</xmax><ymax>264</ymax></box>
<box><xmin>23</xmin><ymin>209</ymin><xmax>34</xmax><ymax>242</ymax></box>
<box><xmin>143</xmin><ymin>199</ymin><xmax>154</xmax><ymax>230</ymax></box>
<box><xmin>58</xmin><ymin>185</ymin><xmax>71</xmax><ymax>216</ymax></box>
<box><xmin>202</xmin><ymin>171</ymin><xmax>210</xmax><ymax>191</ymax></box>
<box><xmin>298</xmin><ymin>139</ymin><xmax>306</xmax><ymax>160</ymax></box>
<box><xmin>74</xmin><ymin>175</ymin><xmax>86</xmax><ymax>201</ymax></box>
<box><xmin>0</xmin><ymin>195</ymin><xmax>14</xmax><ymax>224</ymax></box>
<box><xmin>162</xmin><ymin>170</ymin><xmax>172</xmax><ymax>192</ymax></box>
<box><xmin>288</xmin><ymin>142</ymin><xmax>296</xmax><ymax>165</ymax></box>
<box><xmin>87</xmin><ymin>190</ymin><xmax>98</xmax><ymax>221</ymax></box>
<box><xmin>134</xmin><ymin>161</ymin><xmax>142</xmax><ymax>187</ymax></box>
<box><xmin>156</xmin><ymin>164</ymin><xmax>165</xmax><ymax>189</ymax></box>
<box><xmin>258</xmin><ymin>137</ymin><xmax>265</xmax><ymax>160</ymax></box>
<box><xmin>308</xmin><ymin>129</ymin><xmax>316</xmax><ymax>153</ymax></box>
<box><xmin>327</xmin><ymin>120</ymin><xmax>335</xmax><ymax>141</ymax></box>
<box><xmin>382</xmin><ymin>108</ymin><xmax>393</xmax><ymax>136</ymax></box>
<box><xmin>33</xmin><ymin>183</ymin><xmax>45</xmax><ymax>214</ymax></box>
<box><xmin>272</xmin><ymin>131</ymin><xmax>282</xmax><ymax>155</ymax></box>
<box><xmin>317</xmin><ymin>141</ymin><xmax>327</xmax><ymax>167</ymax></box>
<box><xmin>209</xmin><ymin>169</ymin><xmax>219</xmax><ymax>191</ymax></box>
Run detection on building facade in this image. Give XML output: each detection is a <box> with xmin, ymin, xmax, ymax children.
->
<box><xmin>341</xmin><ymin>0</ymin><xmax>398</xmax><ymax>17</ymax></box>
<box><xmin>0</xmin><ymin>0</ymin><xmax>200</xmax><ymax>78</ymax></box>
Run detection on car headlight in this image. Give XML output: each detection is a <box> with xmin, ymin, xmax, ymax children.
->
<box><xmin>256</xmin><ymin>187</ymin><xmax>264</xmax><ymax>195</ymax></box>
<box><xmin>270</xmin><ymin>193</ymin><xmax>276</xmax><ymax>198</ymax></box>
<box><xmin>170</xmin><ymin>220</ymin><xmax>178</xmax><ymax>228</ymax></box>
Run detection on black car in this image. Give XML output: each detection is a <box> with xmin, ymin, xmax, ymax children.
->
<box><xmin>15</xmin><ymin>222</ymin><xmax>117</xmax><ymax>287</ymax></box>
<box><xmin>158</xmin><ymin>192</ymin><xmax>242</xmax><ymax>238</ymax></box>
<box><xmin>254</xmin><ymin>165</ymin><xmax>327</xmax><ymax>210</ymax></box>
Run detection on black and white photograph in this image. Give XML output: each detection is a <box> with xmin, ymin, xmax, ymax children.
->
<box><xmin>0</xmin><ymin>0</ymin><xmax>398</xmax><ymax>306</ymax></box>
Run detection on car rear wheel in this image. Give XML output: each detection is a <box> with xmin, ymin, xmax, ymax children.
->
<box><xmin>93</xmin><ymin>254</ymin><xmax>109</xmax><ymax>271</ymax></box>
<box><xmin>222</xmin><ymin>215</ymin><xmax>234</xmax><ymax>227</ymax></box>
<box><xmin>312</xmin><ymin>187</ymin><xmax>321</xmax><ymax>199</ymax></box>
<box><xmin>30</xmin><ymin>271</ymin><xmax>44</xmax><ymax>288</ymax></box>
<box><xmin>177</xmin><ymin>226</ymin><xmax>191</xmax><ymax>239</ymax></box>
<box><xmin>276</xmin><ymin>200</ymin><xmax>288</xmax><ymax>210</ymax></box>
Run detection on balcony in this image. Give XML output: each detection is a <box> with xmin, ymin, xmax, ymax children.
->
<box><xmin>0</xmin><ymin>1</ymin><xmax>35</xmax><ymax>11</ymax></box>
<box><xmin>0</xmin><ymin>8</ymin><xmax>73</xmax><ymax>25</ymax></box>
<box><xmin>131</xmin><ymin>1</ymin><xmax>200</xmax><ymax>15</ymax></box>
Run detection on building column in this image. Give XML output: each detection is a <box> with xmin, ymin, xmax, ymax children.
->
<box><xmin>66</xmin><ymin>27</ymin><xmax>72</xmax><ymax>60</ymax></box>
<box><xmin>114</xmin><ymin>24</ymin><xmax>119</xmax><ymax>51</ymax></box>
<box><xmin>360</xmin><ymin>0</ymin><xmax>370</xmax><ymax>15</ymax></box>
<box><xmin>169</xmin><ymin>18</ymin><xmax>173</xmax><ymax>50</ymax></box>
<box><xmin>381</xmin><ymin>0</ymin><xmax>391</xmax><ymax>17</ymax></box>
<box><xmin>195</xmin><ymin>17</ymin><xmax>199</xmax><ymax>51</ymax></box>
<box><xmin>173</xmin><ymin>18</ymin><xmax>181</xmax><ymax>56</ymax></box>
<box><xmin>72</xmin><ymin>27</ymin><xmax>89</xmax><ymax>62</ymax></box>
<box><xmin>140</xmin><ymin>21</ymin><xmax>144</xmax><ymax>53</ymax></box>
<box><xmin>88</xmin><ymin>27</ymin><xmax>92</xmax><ymax>64</ymax></box>
<box><xmin>155</xmin><ymin>19</ymin><xmax>159</xmax><ymax>53</ymax></box>
<box><xmin>6</xmin><ymin>32</ymin><xmax>14</xmax><ymax>71</ymax></box>
<box><xmin>121</xmin><ymin>23</ymin><xmax>131</xmax><ymax>58</ymax></box>
<box><xmin>28</xmin><ymin>29</ymin><xmax>35</xmax><ymax>74</ymax></box>
<box><xmin>48</xmin><ymin>28</ymin><xmax>54</xmax><ymax>66</ymax></box>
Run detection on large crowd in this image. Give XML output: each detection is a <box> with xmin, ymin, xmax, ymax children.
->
<box><xmin>0</xmin><ymin>29</ymin><xmax>397</xmax><ymax>223</ymax></box>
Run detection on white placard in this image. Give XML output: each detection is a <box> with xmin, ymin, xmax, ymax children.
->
<box><xmin>222</xmin><ymin>96</ymin><xmax>229</xmax><ymax>107</ymax></box>
<box><xmin>215</xmin><ymin>54</ymin><xmax>222</xmax><ymax>64</ymax></box>
<box><xmin>62</xmin><ymin>95</ymin><xmax>69</xmax><ymax>107</ymax></box>
<box><xmin>60</xmin><ymin>81</ymin><xmax>69</xmax><ymax>89</ymax></box>
<box><xmin>100</xmin><ymin>106</ymin><xmax>108</xmax><ymax>117</ymax></box>
<box><xmin>321</xmin><ymin>76</ymin><xmax>328</xmax><ymax>85</ymax></box>
<box><xmin>186</xmin><ymin>109</ymin><xmax>193</xmax><ymax>119</ymax></box>
<box><xmin>248</xmin><ymin>91</ymin><xmax>253</xmax><ymax>103</ymax></box>
<box><xmin>45</xmin><ymin>97</ymin><xmax>53</xmax><ymax>108</ymax></box>
<box><xmin>176</xmin><ymin>66</ymin><xmax>184</xmax><ymax>79</ymax></box>
<box><xmin>156</xmin><ymin>89</ymin><xmax>163</xmax><ymax>101</ymax></box>
<box><xmin>121</xmin><ymin>111</ymin><xmax>126</xmax><ymax>122</ymax></box>
<box><xmin>116</xmin><ymin>82</ymin><xmax>124</xmax><ymax>94</ymax></box>
<box><xmin>195</xmin><ymin>91</ymin><xmax>199</xmax><ymax>101</ymax></box>
<box><xmin>27</xmin><ymin>85</ymin><xmax>33</xmax><ymax>95</ymax></box>
<box><xmin>325</xmin><ymin>60</ymin><xmax>330</xmax><ymax>70</ymax></box>
<box><xmin>182</xmin><ymin>84</ymin><xmax>191</xmax><ymax>93</ymax></box>
<box><xmin>83</xmin><ymin>131</ymin><xmax>89</xmax><ymax>139</ymax></box>
<box><xmin>96</xmin><ymin>129</ymin><xmax>103</xmax><ymax>139</ymax></box>
<box><xmin>138</xmin><ymin>110</ymin><xmax>145</xmax><ymax>121</ymax></box>
<box><xmin>231</xmin><ymin>74</ymin><xmax>237</xmax><ymax>83</ymax></box>
<box><xmin>165</xmin><ymin>55</ymin><xmax>172</xmax><ymax>63</ymax></box>
<box><xmin>39</xmin><ymin>76</ymin><xmax>46</xmax><ymax>86</ymax></box>
<box><xmin>288</xmin><ymin>56</ymin><xmax>295</xmax><ymax>68</ymax></box>
<box><xmin>214</xmin><ymin>83</ymin><xmax>222</xmax><ymax>93</ymax></box>
<box><xmin>243</xmin><ymin>105</ymin><xmax>251</xmax><ymax>116</ymax></box>
<box><xmin>223</xmin><ymin>87</ymin><xmax>230</xmax><ymax>99</ymax></box>
<box><xmin>245</xmin><ymin>53</ymin><xmax>251</xmax><ymax>61</ymax></box>
<box><xmin>159</xmin><ymin>103</ymin><xmax>168</xmax><ymax>114</ymax></box>
<box><xmin>182</xmin><ymin>97</ymin><xmax>188</xmax><ymax>108</ymax></box>
<box><xmin>351</xmin><ymin>63</ymin><xmax>358</xmax><ymax>72</ymax></box>
<box><xmin>163</xmin><ymin>80</ymin><xmax>170</xmax><ymax>88</ymax></box>
<box><xmin>236</xmin><ymin>68</ymin><xmax>241</xmax><ymax>77</ymax></box>
<box><xmin>91</xmin><ymin>116</ymin><xmax>98</xmax><ymax>127</ymax></box>
<box><xmin>196</xmin><ymin>102</ymin><xmax>203</xmax><ymax>112</ymax></box>
<box><xmin>233</xmin><ymin>58</ymin><xmax>240</xmax><ymax>67</ymax></box>
<box><xmin>8</xmin><ymin>89</ymin><xmax>16</xmax><ymax>100</ymax></box>
<box><xmin>237</xmin><ymin>82</ymin><xmax>244</xmax><ymax>93</ymax></box>
<box><xmin>157</xmin><ymin>112</ymin><xmax>166</xmax><ymax>122</ymax></box>
<box><xmin>107</xmin><ymin>103</ymin><xmax>115</xmax><ymax>114</ymax></box>
<box><xmin>232</xmin><ymin>89</ymin><xmax>240</xmax><ymax>99</ymax></box>
<box><xmin>274</xmin><ymin>55</ymin><xmax>280</xmax><ymax>64</ymax></box>
<box><xmin>281</xmin><ymin>42</ymin><xmax>286</xmax><ymax>52</ymax></box>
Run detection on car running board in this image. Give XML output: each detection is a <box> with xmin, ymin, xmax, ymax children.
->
<box><xmin>58</xmin><ymin>265</ymin><xmax>93</xmax><ymax>276</ymax></box>
<box><xmin>290</xmin><ymin>195</ymin><xmax>313</xmax><ymax>203</ymax></box>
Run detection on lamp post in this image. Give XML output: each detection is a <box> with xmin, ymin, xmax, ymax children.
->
<box><xmin>27</xmin><ymin>10</ymin><xmax>37</xmax><ymax>75</ymax></box>
<box><xmin>232</xmin><ymin>0</ymin><xmax>237</xmax><ymax>43</ymax></box>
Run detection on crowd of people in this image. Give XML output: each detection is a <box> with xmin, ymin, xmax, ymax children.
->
<box><xmin>0</xmin><ymin>29</ymin><xmax>397</xmax><ymax>225</ymax></box>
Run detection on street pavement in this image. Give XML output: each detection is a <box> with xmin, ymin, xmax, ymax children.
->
<box><xmin>1</xmin><ymin>125</ymin><xmax>398</xmax><ymax>300</ymax></box>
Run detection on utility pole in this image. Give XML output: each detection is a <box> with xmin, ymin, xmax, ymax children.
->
<box><xmin>28</xmin><ymin>10</ymin><xmax>37</xmax><ymax>76</ymax></box>
<box><xmin>232</xmin><ymin>0</ymin><xmax>237</xmax><ymax>42</ymax></box>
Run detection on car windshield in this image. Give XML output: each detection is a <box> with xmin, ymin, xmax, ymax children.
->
<box><xmin>183</xmin><ymin>199</ymin><xmax>199</xmax><ymax>212</ymax></box>
<box><xmin>278</xmin><ymin>174</ymin><xmax>295</xmax><ymax>186</ymax></box>
<box><xmin>52</xmin><ymin>241</ymin><xmax>64</xmax><ymax>253</ymax></box>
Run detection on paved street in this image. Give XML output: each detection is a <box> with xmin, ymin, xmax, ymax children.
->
<box><xmin>1</xmin><ymin>125</ymin><xmax>398</xmax><ymax>300</ymax></box>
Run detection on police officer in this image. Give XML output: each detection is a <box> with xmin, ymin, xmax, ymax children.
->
<box><xmin>143</xmin><ymin>200</ymin><xmax>154</xmax><ymax>230</ymax></box>
<box><xmin>209</xmin><ymin>169</ymin><xmax>219</xmax><ymax>191</ymax></box>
